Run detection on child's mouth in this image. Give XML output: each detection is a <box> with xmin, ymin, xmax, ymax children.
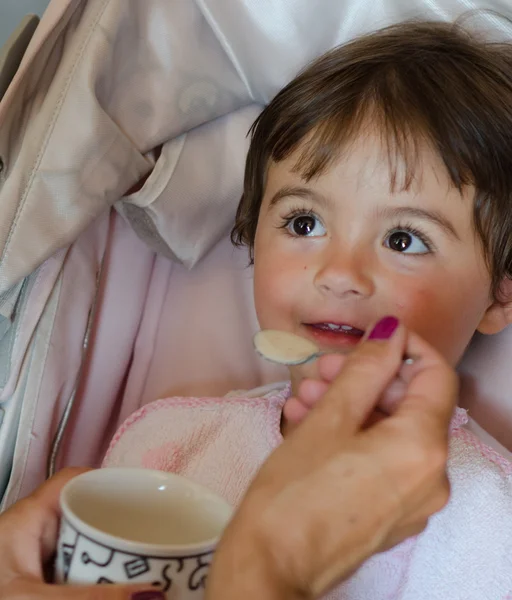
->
<box><xmin>304</xmin><ymin>322</ymin><xmax>365</xmax><ymax>348</ymax></box>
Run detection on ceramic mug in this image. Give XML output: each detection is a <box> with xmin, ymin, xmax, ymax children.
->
<box><xmin>54</xmin><ymin>468</ymin><xmax>233</xmax><ymax>599</ymax></box>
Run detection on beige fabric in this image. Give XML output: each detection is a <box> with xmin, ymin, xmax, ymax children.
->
<box><xmin>0</xmin><ymin>15</ymin><xmax>39</xmax><ymax>101</ymax></box>
<box><xmin>0</xmin><ymin>0</ymin><xmax>148</xmax><ymax>294</ymax></box>
<box><xmin>117</xmin><ymin>105</ymin><xmax>261</xmax><ymax>266</ymax></box>
<box><xmin>0</xmin><ymin>0</ymin><xmax>251</xmax><ymax>296</ymax></box>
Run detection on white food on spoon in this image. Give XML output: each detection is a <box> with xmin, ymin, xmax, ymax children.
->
<box><xmin>254</xmin><ymin>329</ymin><xmax>417</xmax><ymax>367</ymax></box>
<box><xmin>253</xmin><ymin>330</ymin><xmax>321</xmax><ymax>365</ymax></box>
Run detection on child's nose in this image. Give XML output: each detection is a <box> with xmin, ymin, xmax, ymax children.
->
<box><xmin>314</xmin><ymin>245</ymin><xmax>374</xmax><ymax>299</ymax></box>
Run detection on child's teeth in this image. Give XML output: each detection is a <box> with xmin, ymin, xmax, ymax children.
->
<box><xmin>321</xmin><ymin>323</ymin><xmax>359</xmax><ymax>333</ymax></box>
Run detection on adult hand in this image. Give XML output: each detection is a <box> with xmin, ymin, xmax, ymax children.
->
<box><xmin>284</xmin><ymin>332</ymin><xmax>422</xmax><ymax>427</ymax></box>
<box><xmin>0</xmin><ymin>467</ymin><xmax>165</xmax><ymax>600</ymax></box>
<box><xmin>207</xmin><ymin>318</ymin><xmax>457</xmax><ymax>600</ymax></box>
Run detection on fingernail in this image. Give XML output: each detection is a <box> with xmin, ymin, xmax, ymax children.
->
<box><xmin>368</xmin><ymin>316</ymin><xmax>399</xmax><ymax>340</ymax></box>
<box><xmin>131</xmin><ymin>592</ymin><xmax>166</xmax><ymax>600</ymax></box>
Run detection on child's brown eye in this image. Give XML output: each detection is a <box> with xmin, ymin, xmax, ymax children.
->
<box><xmin>384</xmin><ymin>229</ymin><xmax>429</xmax><ymax>254</ymax></box>
<box><xmin>286</xmin><ymin>214</ymin><xmax>326</xmax><ymax>237</ymax></box>
<box><xmin>293</xmin><ymin>216</ymin><xmax>315</xmax><ymax>235</ymax></box>
<box><xmin>388</xmin><ymin>231</ymin><xmax>412</xmax><ymax>251</ymax></box>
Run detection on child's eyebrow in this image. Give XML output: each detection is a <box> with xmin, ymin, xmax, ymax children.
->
<box><xmin>269</xmin><ymin>186</ymin><xmax>331</xmax><ymax>209</ymax></box>
<box><xmin>375</xmin><ymin>206</ymin><xmax>460</xmax><ymax>240</ymax></box>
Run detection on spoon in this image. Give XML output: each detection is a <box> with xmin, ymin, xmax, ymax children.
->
<box><xmin>253</xmin><ymin>329</ymin><xmax>416</xmax><ymax>366</ymax></box>
<box><xmin>253</xmin><ymin>330</ymin><xmax>346</xmax><ymax>366</ymax></box>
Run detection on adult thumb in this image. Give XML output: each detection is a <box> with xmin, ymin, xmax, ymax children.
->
<box><xmin>313</xmin><ymin>317</ymin><xmax>406</xmax><ymax>431</ymax></box>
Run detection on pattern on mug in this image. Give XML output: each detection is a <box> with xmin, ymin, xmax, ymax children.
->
<box><xmin>56</xmin><ymin>518</ymin><xmax>213</xmax><ymax>593</ymax></box>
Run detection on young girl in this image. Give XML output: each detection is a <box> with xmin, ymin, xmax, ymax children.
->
<box><xmin>104</xmin><ymin>20</ymin><xmax>512</xmax><ymax>598</ymax></box>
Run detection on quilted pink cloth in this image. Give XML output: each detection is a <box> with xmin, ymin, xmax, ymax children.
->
<box><xmin>104</xmin><ymin>384</ymin><xmax>512</xmax><ymax>599</ymax></box>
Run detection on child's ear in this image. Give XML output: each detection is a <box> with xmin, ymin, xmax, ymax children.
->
<box><xmin>477</xmin><ymin>278</ymin><xmax>512</xmax><ymax>335</ymax></box>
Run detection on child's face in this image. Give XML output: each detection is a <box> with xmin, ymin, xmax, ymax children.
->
<box><xmin>253</xmin><ymin>130</ymin><xmax>499</xmax><ymax>385</ymax></box>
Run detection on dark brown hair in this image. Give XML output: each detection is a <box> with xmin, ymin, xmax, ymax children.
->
<box><xmin>231</xmin><ymin>19</ymin><xmax>512</xmax><ymax>298</ymax></box>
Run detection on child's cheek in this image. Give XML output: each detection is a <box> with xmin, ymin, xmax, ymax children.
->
<box><xmin>254</xmin><ymin>255</ymin><xmax>307</xmax><ymax>324</ymax></box>
<box><xmin>392</xmin><ymin>283</ymin><xmax>462</xmax><ymax>361</ymax></box>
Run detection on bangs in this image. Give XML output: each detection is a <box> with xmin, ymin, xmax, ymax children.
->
<box><xmin>271</xmin><ymin>66</ymin><xmax>479</xmax><ymax>195</ymax></box>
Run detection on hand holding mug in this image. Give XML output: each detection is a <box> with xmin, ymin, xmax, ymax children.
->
<box><xmin>0</xmin><ymin>467</ymin><xmax>166</xmax><ymax>600</ymax></box>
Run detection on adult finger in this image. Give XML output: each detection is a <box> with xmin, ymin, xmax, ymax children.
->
<box><xmin>284</xmin><ymin>379</ymin><xmax>331</xmax><ymax>425</ymax></box>
<box><xmin>296</xmin><ymin>378</ymin><xmax>330</xmax><ymax>408</ymax></box>
<box><xmin>8</xmin><ymin>468</ymin><xmax>92</xmax><ymax>567</ymax></box>
<box><xmin>1</xmin><ymin>579</ymin><xmax>165</xmax><ymax>600</ymax></box>
<box><xmin>282</xmin><ymin>396</ymin><xmax>311</xmax><ymax>424</ymax></box>
<box><xmin>377</xmin><ymin>378</ymin><xmax>407</xmax><ymax>414</ymax></box>
<box><xmin>283</xmin><ymin>359</ymin><xmax>344</xmax><ymax>424</ymax></box>
<box><xmin>396</xmin><ymin>329</ymin><xmax>458</xmax><ymax>430</ymax></box>
<box><xmin>316</xmin><ymin>353</ymin><xmax>346</xmax><ymax>383</ymax></box>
